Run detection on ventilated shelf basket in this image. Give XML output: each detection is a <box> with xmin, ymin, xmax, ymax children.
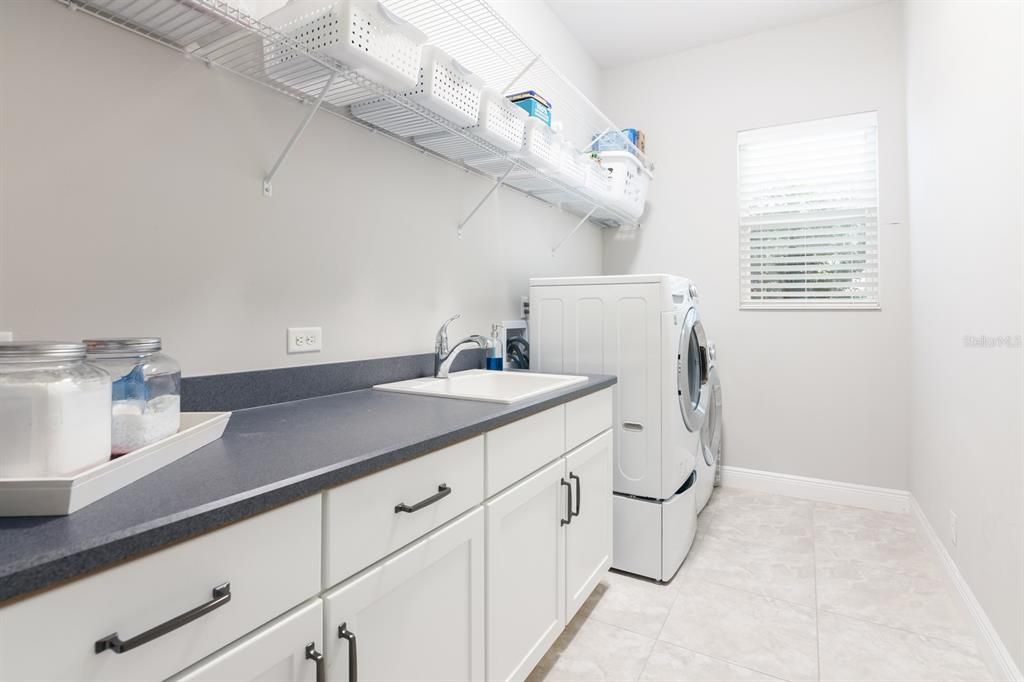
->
<box><xmin>555</xmin><ymin>144</ymin><xmax>592</xmax><ymax>189</ymax></box>
<box><xmin>470</xmin><ymin>89</ymin><xmax>527</xmax><ymax>152</ymax></box>
<box><xmin>599</xmin><ymin>151</ymin><xmax>652</xmax><ymax>220</ymax></box>
<box><xmin>351</xmin><ymin>45</ymin><xmax>484</xmax><ymax>137</ymax></box>
<box><xmin>515</xmin><ymin>118</ymin><xmax>560</xmax><ymax>172</ymax></box>
<box><xmin>263</xmin><ymin>0</ymin><xmax>426</xmax><ymax>92</ymax></box>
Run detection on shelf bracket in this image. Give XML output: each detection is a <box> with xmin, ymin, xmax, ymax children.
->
<box><xmin>552</xmin><ymin>206</ymin><xmax>597</xmax><ymax>256</ymax></box>
<box><xmin>502</xmin><ymin>55</ymin><xmax>540</xmax><ymax>95</ymax></box>
<box><xmin>262</xmin><ymin>71</ymin><xmax>338</xmax><ymax>197</ymax></box>
<box><xmin>457</xmin><ymin>164</ymin><xmax>515</xmax><ymax>238</ymax></box>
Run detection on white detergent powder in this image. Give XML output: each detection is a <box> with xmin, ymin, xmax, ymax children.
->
<box><xmin>111</xmin><ymin>394</ymin><xmax>181</xmax><ymax>455</ymax></box>
<box><xmin>0</xmin><ymin>379</ymin><xmax>112</xmax><ymax>477</ymax></box>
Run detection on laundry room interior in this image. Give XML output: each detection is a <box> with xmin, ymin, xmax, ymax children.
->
<box><xmin>0</xmin><ymin>0</ymin><xmax>1021</xmax><ymax>681</ymax></box>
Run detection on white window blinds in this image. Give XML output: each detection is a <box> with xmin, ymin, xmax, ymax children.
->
<box><xmin>738</xmin><ymin>112</ymin><xmax>880</xmax><ymax>309</ymax></box>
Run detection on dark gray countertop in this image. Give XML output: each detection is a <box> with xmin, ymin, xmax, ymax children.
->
<box><xmin>0</xmin><ymin>374</ymin><xmax>615</xmax><ymax>603</ymax></box>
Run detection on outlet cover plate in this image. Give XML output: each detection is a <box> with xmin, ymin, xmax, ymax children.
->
<box><xmin>287</xmin><ymin>327</ymin><xmax>322</xmax><ymax>354</ymax></box>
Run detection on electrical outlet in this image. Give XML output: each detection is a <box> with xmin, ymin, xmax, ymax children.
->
<box><xmin>287</xmin><ymin>327</ymin><xmax>322</xmax><ymax>354</ymax></box>
<box><xmin>950</xmin><ymin>510</ymin><xmax>958</xmax><ymax>546</ymax></box>
<box><xmin>520</xmin><ymin>296</ymin><xmax>530</xmax><ymax>319</ymax></box>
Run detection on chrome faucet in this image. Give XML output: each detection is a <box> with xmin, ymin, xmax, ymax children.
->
<box><xmin>435</xmin><ymin>314</ymin><xmax>488</xmax><ymax>378</ymax></box>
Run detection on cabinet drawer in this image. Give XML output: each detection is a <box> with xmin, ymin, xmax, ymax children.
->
<box><xmin>565</xmin><ymin>388</ymin><xmax>613</xmax><ymax>451</ymax></box>
<box><xmin>0</xmin><ymin>496</ymin><xmax>321</xmax><ymax>682</ymax></box>
<box><xmin>324</xmin><ymin>436</ymin><xmax>484</xmax><ymax>588</ymax></box>
<box><xmin>169</xmin><ymin>599</ymin><xmax>323</xmax><ymax>682</ymax></box>
<box><xmin>485</xmin><ymin>406</ymin><xmax>565</xmax><ymax>496</ymax></box>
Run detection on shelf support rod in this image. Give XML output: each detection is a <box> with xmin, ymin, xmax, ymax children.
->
<box><xmin>502</xmin><ymin>55</ymin><xmax>541</xmax><ymax>95</ymax></box>
<box><xmin>457</xmin><ymin>164</ymin><xmax>515</xmax><ymax>238</ymax></box>
<box><xmin>263</xmin><ymin>71</ymin><xmax>338</xmax><ymax>197</ymax></box>
<box><xmin>552</xmin><ymin>206</ymin><xmax>597</xmax><ymax>256</ymax></box>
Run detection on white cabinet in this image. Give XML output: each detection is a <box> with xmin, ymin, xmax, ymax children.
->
<box><xmin>322</xmin><ymin>508</ymin><xmax>485</xmax><ymax>682</ymax></box>
<box><xmin>169</xmin><ymin>600</ymin><xmax>324</xmax><ymax>682</ymax></box>
<box><xmin>0</xmin><ymin>496</ymin><xmax>322</xmax><ymax>682</ymax></box>
<box><xmin>485</xmin><ymin>460</ymin><xmax>568</xmax><ymax>682</ymax></box>
<box><xmin>564</xmin><ymin>431</ymin><xmax>614</xmax><ymax>621</ymax></box>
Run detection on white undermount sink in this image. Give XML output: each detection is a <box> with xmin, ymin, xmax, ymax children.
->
<box><xmin>373</xmin><ymin>369</ymin><xmax>587</xmax><ymax>404</ymax></box>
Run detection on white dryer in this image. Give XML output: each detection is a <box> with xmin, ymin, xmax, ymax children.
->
<box><xmin>696</xmin><ymin>342</ymin><xmax>722</xmax><ymax>513</ymax></box>
<box><xmin>529</xmin><ymin>274</ymin><xmax>711</xmax><ymax>581</ymax></box>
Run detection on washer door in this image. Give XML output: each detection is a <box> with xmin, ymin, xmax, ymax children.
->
<box><xmin>677</xmin><ymin>307</ymin><xmax>709</xmax><ymax>433</ymax></box>
<box><xmin>700</xmin><ymin>365</ymin><xmax>722</xmax><ymax>465</ymax></box>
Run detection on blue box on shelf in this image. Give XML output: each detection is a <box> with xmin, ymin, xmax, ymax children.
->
<box><xmin>512</xmin><ymin>98</ymin><xmax>551</xmax><ymax>126</ymax></box>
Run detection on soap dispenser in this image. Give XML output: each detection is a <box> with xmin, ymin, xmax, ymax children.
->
<box><xmin>486</xmin><ymin>324</ymin><xmax>504</xmax><ymax>371</ymax></box>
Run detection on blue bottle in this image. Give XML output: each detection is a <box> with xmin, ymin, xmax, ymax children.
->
<box><xmin>486</xmin><ymin>324</ymin><xmax>504</xmax><ymax>371</ymax></box>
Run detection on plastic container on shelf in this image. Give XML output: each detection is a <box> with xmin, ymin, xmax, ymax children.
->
<box><xmin>351</xmin><ymin>45</ymin><xmax>484</xmax><ymax>137</ymax></box>
<box><xmin>599</xmin><ymin>150</ymin><xmax>652</xmax><ymax>220</ymax></box>
<box><xmin>470</xmin><ymin>89</ymin><xmax>527</xmax><ymax>152</ymax></box>
<box><xmin>555</xmin><ymin>144</ymin><xmax>592</xmax><ymax>189</ymax></box>
<box><xmin>515</xmin><ymin>118</ymin><xmax>560</xmax><ymax>172</ymax></box>
<box><xmin>410</xmin><ymin>89</ymin><xmax>526</xmax><ymax>160</ymax></box>
<box><xmin>581</xmin><ymin>158</ymin><xmax>612</xmax><ymax>202</ymax></box>
<box><xmin>84</xmin><ymin>338</ymin><xmax>182</xmax><ymax>456</ymax></box>
<box><xmin>0</xmin><ymin>342</ymin><xmax>112</xmax><ymax>478</ymax></box>
<box><xmin>262</xmin><ymin>0</ymin><xmax>426</xmax><ymax>92</ymax></box>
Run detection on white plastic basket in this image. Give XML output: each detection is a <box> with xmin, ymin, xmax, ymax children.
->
<box><xmin>581</xmin><ymin>159</ymin><xmax>612</xmax><ymax>202</ymax></box>
<box><xmin>263</xmin><ymin>0</ymin><xmax>426</xmax><ymax>92</ymax></box>
<box><xmin>515</xmin><ymin>118</ymin><xmax>560</xmax><ymax>172</ymax></box>
<box><xmin>351</xmin><ymin>46</ymin><xmax>484</xmax><ymax>137</ymax></box>
<box><xmin>556</xmin><ymin>144</ymin><xmax>591</xmax><ymax>189</ymax></box>
<box><xmin>599</xmin><ymin>151</ymin><xmax>652</xmax><ymax>220</ymax></box>
<box><xmin>470</xmin><ymin>89</ymin><xmax>527</xmax><ymax>152</ymax></box>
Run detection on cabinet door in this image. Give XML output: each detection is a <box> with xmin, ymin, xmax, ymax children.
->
<box><xmin>564</xmin><ymin>430</ymin><xmax>614</xmax><ymax>621</ymax></box>
<box><xmin>322</xmin><ymin>508</ymin><xmax>485</xmax><ymax>682</ymax></box>
<box><xmin>485</xmin><ymin>459</ymin><xmax>567</xmax><ymax>682</ymax></box>
<box><xmin>169</xmin><ymin>600</ymin><xmax>323</xmax><ymax>682</ymax></box>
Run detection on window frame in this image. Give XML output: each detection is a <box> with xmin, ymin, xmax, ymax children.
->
<box><xmin>736</xmin><ymin>111</ymin><xmax>882</xmax><ymax>311</ymax></box>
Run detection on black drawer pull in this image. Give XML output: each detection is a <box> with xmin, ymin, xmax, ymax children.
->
<box><xmin>338</xmin><ymin>622</ymin><xmax>358</xmax><ymax>682</ymax></box>
<box><xmin>95</xmin><ymin>582</ymin><xmax>231</xmax><ymax>654</ymax></box>
<box><xmin>306</xmin><ymin>642</ymin><xmax>326</xmax><ymax>682</ymax></box>
<box><xmin>570</xmin><ymin>473</ymin><xmax>581</xmax><ymax>518</ymax></box>
<box><xmin>395</xmin><ymin>484</ymin><xmax>451</xmax><ymax>514</ymax></box>
<box><xmin>560</xmin><ymin>478</ymin><xmax>572</xmax><ymax>526</ymax></box>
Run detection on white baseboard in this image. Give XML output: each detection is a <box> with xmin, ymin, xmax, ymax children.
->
<box><xmin>718</xmin><ymin>465</ymin><xmax>911</xmax><ymax>513</ymax></box>
<box><xmin>910</xmin><ymin>498</ymin><xmax>1023</xmax><ymax>682</ymax></box>
<box><xmin>717</xmin><ymin>465</ymin><xmax>1021</xmax><ymax>681</ymax></box>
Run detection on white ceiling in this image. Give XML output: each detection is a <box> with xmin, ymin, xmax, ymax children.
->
<box><xmin>545</xmin><ymin>0</ymin><xmax>882</xmax><ymax>68</ymax></box>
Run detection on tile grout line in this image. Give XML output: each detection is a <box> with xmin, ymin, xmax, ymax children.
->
<box><xmin>633</xmin><ymin>579</ymin><xmax>681</xmax><ymax>681</ymax></box>
<box><xmin>650</xmin><ymin>638</ymin><xmax>792</xmax><ymax>682</ymax></box>
<box><xmin>815</xmin><ymin>606</ymin><xmax>988</xmax><ymax>655</ymax></box>
<box><xmin>811</xmin><ymin>502</ymin><xmax>822</xmax><ymax>682</ymax></box>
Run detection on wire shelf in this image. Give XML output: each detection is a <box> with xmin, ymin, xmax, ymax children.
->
<box><xmin>59</xmin><ymin>0</ymin><xmax>651</xmax><ymax>229</ymax></box>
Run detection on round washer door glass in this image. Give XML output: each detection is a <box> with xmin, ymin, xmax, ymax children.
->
<box><xmin>700</xmin><ymin>366</ymin><xmax>722</xmax><ymax>465</ymax></box>
<box><xmin>677</xmin><ymin>308</ymin><xmax>708</xmax><ymax>432</ymax></box>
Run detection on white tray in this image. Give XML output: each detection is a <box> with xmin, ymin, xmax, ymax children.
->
<box><xmin>0</xmin><ymin>412</ymin><xmax>231</xmax><ymax>517</ymax></box>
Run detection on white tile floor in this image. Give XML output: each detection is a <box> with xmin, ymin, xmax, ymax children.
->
<box><xmin>528</xmin><ymin>487</ymin><xmax>994</xmax><ymax>682</ymax></box>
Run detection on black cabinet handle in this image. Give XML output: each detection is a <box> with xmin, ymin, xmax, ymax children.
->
<box><xmin>570</xmin><ymin>473</ymin><xmax>581</xmax><ymax>518</ymax></box>
<box><xmin>395</xmin><ymin>484</ymin><xmax>451</xmax><ymax>514</ymax></box>
<box><xmin>560</xmin><ymin>478</ymin><xmax>572</xmax><ymax>526</ymax></box>
<box><xmin>338</xmin><ymin>623</ymin><xmax>358</xmax><ymax>682</ymax></box>
<box><xmin>95</xmin><ymin>582</ymin><xmax>231</xmax><ymax>654</ymax></box>
<box><xmin>306</xmin><ymin>642</ymin><xmax>326</xmax><ymax>682</ymax></box>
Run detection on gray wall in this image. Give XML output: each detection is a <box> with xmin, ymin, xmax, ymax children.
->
<box><xmin>601</xmin><ymin>3</ymin><xmax>911</xmax><ymax>489</ymax></box>
<box><xmin>905</xmin><ymin>0</ymin><xmax>1024</xmax><ymax>670</ymax></box>
<box><xmin>0</xmin><ymin>0</ymin><xmax>604</xmax><ymax>377</ymax></box>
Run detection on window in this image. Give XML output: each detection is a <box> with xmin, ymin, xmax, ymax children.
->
<box><xmin>737</xmin><ymin>112</ymin><xmax>880</xmax><ymax>309</ymax></box>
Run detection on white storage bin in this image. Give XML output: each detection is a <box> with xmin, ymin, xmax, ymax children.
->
<box><xmin>599</xmin><ymin>151</ymin><xmax>652</xmax><ymax>220</ymax></box>
<box><xmin>351</xmin><ymin>46</ymin><xmax>484</xmax><ymax>137</ymax></box>
<box><xmin>263</xmin><ymin>0</ymin><xmax>426</xmax><ymax>92</ymax></box>
<box><xmin>556</xmin><ymin>144</ymin><xmax>592</xmax><ymax>189</ymax></box>
<box><xmin>515</xmin><ymin>118</ymin><xmax>560</xmax><ymax>172</ymax></box>
<box><xmin>581</xmin><ymin>159</ymin><xmax>612</xmax><ymax>202</ymax></box>
<box><xmin>410</xmin><ymin>89</ymin><xmax>526</xmax><ymax>160</ymax></box>
<box><xmin>470</xmin><ymin>89</ymin><xmax>527</xmax><ymax>152</ymax></box>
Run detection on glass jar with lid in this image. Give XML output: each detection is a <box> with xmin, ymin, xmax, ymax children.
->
<box><xmin>84</xmin><ymin>338</ymin><xmax>181</xmax><ymax>455</ymax></box>
<box><xmin>0</xmin><ymin>342</ymin><xmax>112</xmax><ymax>477</ymax></box>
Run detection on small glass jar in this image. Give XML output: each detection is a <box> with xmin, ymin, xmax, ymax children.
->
<box><xmin>84</xmin><ymin>338</ymin><xmax>181</xmax><ymax>455</ymax></box>
<box><xmin>0</xmin><ymin>342</ymin><xmax>112</xmax><ymax>477</ymax></box>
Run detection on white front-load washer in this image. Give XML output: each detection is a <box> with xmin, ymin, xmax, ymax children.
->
<box><xmin>696</xmin><ymin>342</ymin><xmax>722</xmax><ymax>513</ymax></box>
<box><xmin>529</xmin><ymin>274</ymin><xmax>711</xmax><ymax>581</ymax></box>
